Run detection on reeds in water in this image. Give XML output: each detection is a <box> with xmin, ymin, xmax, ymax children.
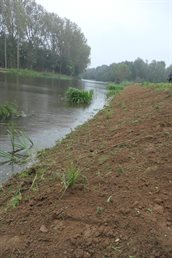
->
<box><xmin>0</xmin><ymin>104</ymin><xmax>19</xmax><ymax>121</ymax></box>
<box><xmin>65</xmin><ymin>87</ymin><xmax>94</xmax><ymax>105</ymax></box>
<box><xmin>0</xmin><ymin>125</ymin><xmax>33</xmax><ymax>165</ymax></box>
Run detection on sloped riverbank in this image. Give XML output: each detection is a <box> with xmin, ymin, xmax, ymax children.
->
<box><xmin>0</xmin><ymin>85</ymin><xmax>172</xmax><ymax>257</ymax></box>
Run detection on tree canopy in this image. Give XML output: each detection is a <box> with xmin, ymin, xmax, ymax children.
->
<box><xmin>0</xmin><ymin>0</ymin><xmax>91</xmax><ymax>75</ymax></box>
<box><xmin>82</xmin><ymin>58</ymin><xmax>172</xmax><ymax>83</ymax></box>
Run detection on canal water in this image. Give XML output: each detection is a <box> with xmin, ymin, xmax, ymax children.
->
<box><xmin>0</xmin><ymin>74</ymin><xmax>107</xmax><ymax>183</ymax></box>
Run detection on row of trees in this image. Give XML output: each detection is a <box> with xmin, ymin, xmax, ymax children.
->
<box><xmin>82</xmin><ymin>58</ymin><xmax>172</xmax><ymax>83</ymax></box>
<box><xmin>0</xmin><ymin>0</ymin><xmax>90</xmax><ymax>75</ymax></box>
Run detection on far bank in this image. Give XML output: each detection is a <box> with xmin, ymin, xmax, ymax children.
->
<box><xmin>0</xmin><ymin>68</ymin><xmax>73</xmax><ymax>80</ymax></box>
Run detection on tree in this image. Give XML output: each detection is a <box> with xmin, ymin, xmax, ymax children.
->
<box><xmin>13</xmin><ymin>0</ymin><xmax>27</xmax><ymax>69</ymax></box>
<box><xmin>82</xmin><ymin>58</ymin><xmax>169</xmax><ymax>83</ymax></box>
<box><xmin>114</xmin><ymin>63</ymin><xmax>131</xmax><ymax>83</ymax></box>
<box><xmin>0</xmin><ymin>0</ymin><xmax>91</xmax><ymax>75</ymax></box>
<box><xmin>148</xmin><ymin>61</ymin><xmax>166</xmax><ymax>82</ymax></box>
<box><xmin>132</xmin><ymin>58</ymin><xmax>148</xmax><ymax>82</ymax></box>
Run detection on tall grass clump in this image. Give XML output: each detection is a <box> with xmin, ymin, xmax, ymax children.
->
<box><xmin>0</xmin><ymin>104</ymin><xmax>19</xmax><ymax>121</ymax></box>
<box><xmin>65</xmin><ymin>87</ymin><xmax>94</xmax><ymax>105</ymax></box>
<box><xmin>0</xmin><ymin>125</ymin><xmax>33</xmax><ymax>165</ymax></box>
<box><xmin>60</xmin><ymin>165</ymin><xmax>80</xmax><ymax>198</ymax></box>
<box><xmin>107</xmin><ymin>83</ymin><xmax>124</xmax><ymax>97</ymax></box>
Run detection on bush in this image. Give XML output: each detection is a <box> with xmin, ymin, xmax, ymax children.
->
<box><xmin>65</xmin><ymin>87</ymin><xmax>94</xmax><ymax>105</ymax></box>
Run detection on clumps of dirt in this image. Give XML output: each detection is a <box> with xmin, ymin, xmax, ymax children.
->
<box><xmin>0</xmin><ymin>85</ymin><xmax>172</xmax><ymax>257</ymax></box>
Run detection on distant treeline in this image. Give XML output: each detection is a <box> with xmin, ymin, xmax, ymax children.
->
<box><xmin>82</xmin><ymin>58</ymin><xmax>172</xmax><ymax>83</ymax></box>
<box><xmin>0</xmin><ymin>0</ymin><xmax>90</xmax><ymax>76</ymax></box>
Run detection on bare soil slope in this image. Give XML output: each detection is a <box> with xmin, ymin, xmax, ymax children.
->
<box><xmin>0</xmin><ymin>85</ymin><xmax>172</xmax><ymax>258</ymax></box>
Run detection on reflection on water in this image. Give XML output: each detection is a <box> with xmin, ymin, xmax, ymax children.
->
<box><xmin>0</xmin><ymin>74</ymin><xmax>107</xmax><ymax>183</ymax></box>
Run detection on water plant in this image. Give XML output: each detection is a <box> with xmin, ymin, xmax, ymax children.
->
<box><xmin>65</xmin><ymin>87</ymin><xmax>94</xmax><ymax>105</ymax></box>
<box><xmin>0</xmin><ymin>125</ymin><xmax>33</xmax><ymax>165</ymax></box>
<box><xmin>0</xmin><ymin>104</ymin><xmax>20</xmax><ymax>121</ymax></box>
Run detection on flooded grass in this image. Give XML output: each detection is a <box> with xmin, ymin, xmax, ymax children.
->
<box><xmin>65</xmin><ymin>87</ymin><xmax>94</xmax><ymax>105</ymax></box>
<box><xmin>0</xmin><ymin>104</ymin><xmax>19</xmax><ymax>121</ymax></box>
<box><xmin>0</xmin><ymin>125</ymin><xmax>33</xmax><ymax>165</ymax></box>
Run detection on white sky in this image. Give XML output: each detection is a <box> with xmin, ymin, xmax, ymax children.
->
<box><xmin>36</xmin><ymin>0</ymin><xmax>172</xmax><ymax>68</ymax></box>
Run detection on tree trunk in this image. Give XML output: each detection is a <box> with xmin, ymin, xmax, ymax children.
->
<box><xmin>17</xmin><ymin>38</ymin><xmax>20</xmax><ymax>69</ymax></box>
<box><xmin>4</xmin><ymin>34</ymin><xmax>7</xmax><ymax>69</ymax></box>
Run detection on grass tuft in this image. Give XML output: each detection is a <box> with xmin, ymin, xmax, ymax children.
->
<box><xmin>60</xmin><ymin>165</ymin><xmax>81</xmax><ymax>198</ymax></box>
<box><xmin>65</xmin><ymin>87</ymin><xmax>94</xmax><ymax>105</ymax></box>
<box><xmin>0</xmin><ymin>125</ymin><xmax>33</xmax><ymax>165</ymax></box>
<box><xmin>10</xmin><ymin>190</ymin><xmax>22</xmax><ymax>208</ymax></box>
<box><xmin>0</xmin><ymin>104</ymin><xmax>20</xmax><ymax>121</ymax></box>
<box><xmin>62</xmin><ymin>166</ymin><xmax>80</xmax><ymax>189</ymax></box>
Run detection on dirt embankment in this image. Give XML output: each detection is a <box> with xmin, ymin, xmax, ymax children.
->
<box><xmin>0</xmin><ymin>85</ymin><xmax>172</xmax><ymax>258</ymax></box>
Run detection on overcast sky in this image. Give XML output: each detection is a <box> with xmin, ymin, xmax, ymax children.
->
<box><xmin>36</xmin><ymin>0</ymin><xmax>172</xmax><ymax>68</ymax></box>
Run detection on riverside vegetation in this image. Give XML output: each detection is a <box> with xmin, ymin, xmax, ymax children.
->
<box><xmin>4</xmin><ymin>68</ymin><xmax>72</xmax><ymax>80</ymax></box>
<box><xmin>82</xmin><ymin>57</ymin><xmax>172</xmax><ymax>83</ymax></box>
<box><xmin>107</xmin><ymin>83</ymin><xmax>124</xmax><ymax>97</ymax></box>
<box><xmin>65</xmin><ymin>87</ymin><xmax>94</xmax><ymax>105</ymax></box>
<box><xmin>142</xmin><ymin>81</ymin><xmax>172</xmax><ymax>90</ymax></box>
<box><xmin>0</xmin><ymin>104</ymin><xmax>20</xmax><ymax>121</ymax></box>
<box><xmin>0</xmin><ymin>125</ymin><xmax>33</xmax><ymax>165</ymax></box>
